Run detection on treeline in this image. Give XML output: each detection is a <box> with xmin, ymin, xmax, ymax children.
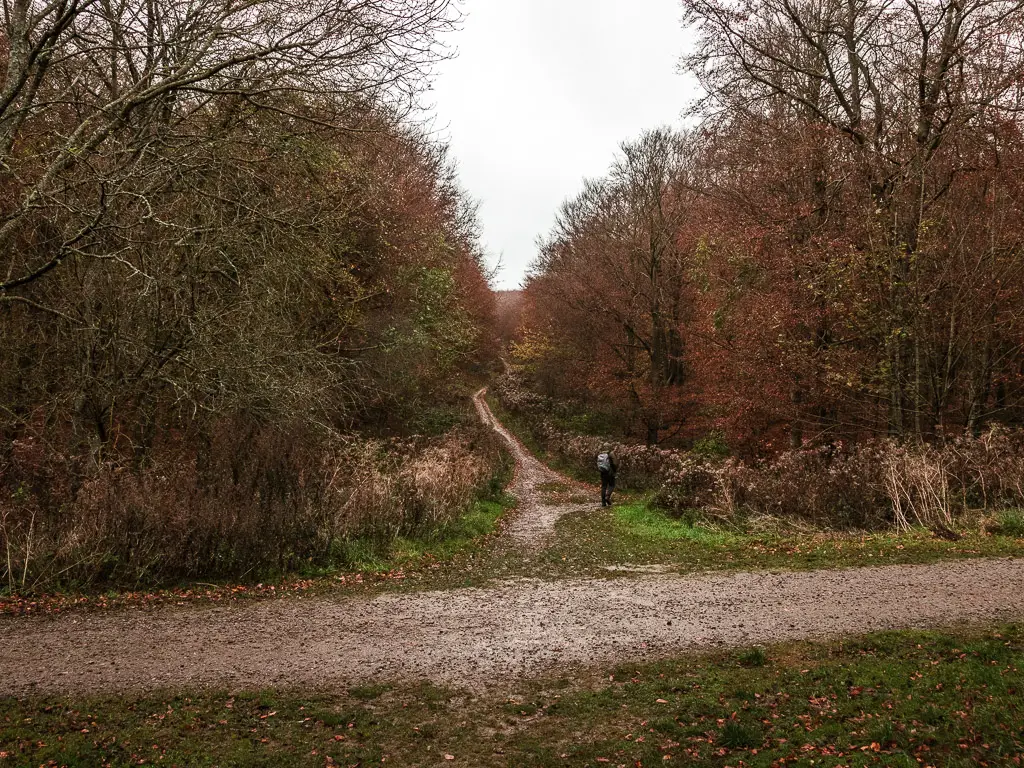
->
<box><xmin>519</xmin><ymin>0</ymin><xmax>1024</xmax><ymax>452</ymax></box>
<box><xmin>0</xmin><ymin>0</ymin><xmax>502</xmax><ymax>589</ymax></box>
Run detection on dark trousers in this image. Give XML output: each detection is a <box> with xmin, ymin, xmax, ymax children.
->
<box><xmin>600</xmin><ymin>470</ymin><xmax>616</xmax><ymax>506</ymax></box>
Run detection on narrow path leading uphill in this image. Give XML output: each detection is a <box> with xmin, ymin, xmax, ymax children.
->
<box><xmin>2</xmin><ymin>393</ymin><xmax>1024</xmax><ymax>697</ymax></box>
<box><xmin>472</xmin><ymin>388</ymin><xmax>593</xmax><ymax>547</ymax></box>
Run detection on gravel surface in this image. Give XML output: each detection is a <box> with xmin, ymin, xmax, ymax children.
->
<box><xmin>3</xmin><ymin>560</ymin><xmax>1024</xmax><ymax>696</ymax></box>
<box><xmin>2</xmin><ymin>393</ymin><xmax>1023</xmax><ymax>697</ymax></box>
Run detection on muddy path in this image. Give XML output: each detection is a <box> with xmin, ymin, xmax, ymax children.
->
<box><xmin>3</xmin><ymin>560</ymin><xmax>1024</xmax><ymax>696</ymax></box>
<box><xmin>472</xmin><ymin>388</ymin><xmax>593</xmax><ymax>547</ymax></box>
<box><xmin>3</xmin><ymin>395</ymin><xmax>1024</xmax><ymax>697</ymax></box>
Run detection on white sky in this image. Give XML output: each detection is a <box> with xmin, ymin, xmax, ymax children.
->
<box><xmin>427</xmin><ymin>0</ymin><xmax>700</xmax><ymax>290</ymax></box>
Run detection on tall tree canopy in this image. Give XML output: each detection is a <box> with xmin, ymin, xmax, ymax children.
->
<box><xmin>1</xmin><ymin>0</ymin><xmax>497</xmax><ymax>461</ymax></box>
<box><xmin>522</xmin><ymin>0</ymin><xmax>1024</xmax><ymax>450</ymax></box>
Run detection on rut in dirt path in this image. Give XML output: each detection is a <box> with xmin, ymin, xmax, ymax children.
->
<box><xmin>473</xmin><ymin>388</ymin><xmax>594</xmax><ymax>547</ymax></box>
<box><xmin>2</xmin><ymin>393</ymin><xmax>1024</xmax><ymax>697</ymax></box>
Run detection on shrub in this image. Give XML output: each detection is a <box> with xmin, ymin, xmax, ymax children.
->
<box><xmin>671</xmin><ymin>437</ymin><xmax>1024</xmax><ymax>530</ymax></box>
<box><xmin>0</xmin><ymin>424</ymin><xmax>507</xmax><ymax>592</ymax></box>
<box><xmin>494</xmin><ymin>369</ymin><xmax>1024</xmax><ymax>531</ymax></box>
<box><xmin>692</xmin><ymin>431</ymin><xmax>731</xmax><ymax>460</ymax></box>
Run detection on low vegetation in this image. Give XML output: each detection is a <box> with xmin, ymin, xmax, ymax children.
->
<box><xmin>541</xmin><ymin>500</ymin><xmax>1024</xmax><ymax>579</ymax></box>
<box><xmin>3</xmin><ymin>625</ymin><xmax>1021</xmax><ymax>766</ymax></box>
<box><xmin>330</xmin><ymin>489</ymin><xmax>516</xmax><ymax>575</ymax></box>
<box><xmin>1</xmin><ymin>424</ymin><xmax>513</xmax><ymax>595</ymax></box>
<box><xmin>495</xmin><ymin>370</ymin><xmax>1024</xmax><ymax>534</ymax></box>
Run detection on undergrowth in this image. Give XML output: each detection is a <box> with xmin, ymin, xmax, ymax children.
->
<box><xmin>998</xmin><ymin>509</ymin><xmax>1024</xmax><ymax>538</ymax></box>
<box><xmin>0</xmin><ymin>436</ymin><xmax>515</xmax><ymax>597</ymax></box>
<box><xmin>492</xmin><ymin>368</ymin><xmax>1024</xmax><ymax>533</ymax></box>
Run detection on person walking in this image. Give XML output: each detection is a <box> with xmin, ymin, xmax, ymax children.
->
<box><xmin>596</xmin><ymin>448</ymin><xmax>618</xmax><ymax>507</ymax></box>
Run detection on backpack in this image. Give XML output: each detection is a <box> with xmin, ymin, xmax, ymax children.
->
<box><xmin>597</xmin><ymin>452</ymin><xmax>612</xmax><ymax>472</ymax></box>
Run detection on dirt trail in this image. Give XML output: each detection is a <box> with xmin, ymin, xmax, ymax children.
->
<box><xmin>473</xmin><ymin>388</ymin><xmax>592</xmax><ymax>546</ymax></box>
<box><xmin>3</xmin><ymin>395</ymin><xmax>1024</xmax><ymax>697</ymax></box>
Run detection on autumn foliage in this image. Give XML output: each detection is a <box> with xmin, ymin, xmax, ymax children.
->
<box><xmin>520</xmin><ymin>0</ymin><xmax>1024</xmax><ymax>453</ymax></box>
<box><xmin>496</xmin><ymin>368</ymin><xmax>1024</xmax><ymax>531</ymax></box>
<box><xmin>0</xmin><ymin>1</ymin><xmax>501</xmax><ymax>590</ymax></box>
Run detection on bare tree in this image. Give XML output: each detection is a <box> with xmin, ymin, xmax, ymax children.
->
<box><xmin>0</xmin><ymin>0</ymin><xmax>459</xmax><ymax>293</ymax></box>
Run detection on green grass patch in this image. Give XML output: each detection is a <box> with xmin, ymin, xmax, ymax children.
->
<box><xmin>332</xmin><ymin>493</ymin><xmax>516</xmax><ymax>573</ymax></box>
<box><xmin>613</xmin><ymin>501</ymin><xmax>738</xmax><ymax>545</ymax></box>
<box><xmin>737</xmin><ymin>647</ymin><xmax>767</xmax><ymax>668</ymax></box>
<box><xmin>719</xmin><ymin>720</ymin><xmax>762</xmax><ymax>749</ymax></box>
<box><xmin>348</xmin><ymin>684</ymin><xmax>391</xmax><ymax>701</ymax></box>
<box><xmin>4</xmin><ymin>625</ymin><xmax>1022</xmax><ymax>766</ymax></box>
<box><xmin>541</xmin><ymin>499</ymin><xmax>1024</xmax><ymax>578</ymax></box>
<box><xmin>997</xmin><ymin>508</ymin><xmax>1024</xmax><ymax>538</ymax></box>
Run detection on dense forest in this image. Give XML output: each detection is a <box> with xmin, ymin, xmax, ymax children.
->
<box><xmin>518</xmin><ymin>0</ymin><xmax>1024</xmax><ymax>452</ymax></box>
<box><xmin>0</xmin><ymin>0</ymin><xmax>502</xmax><ymax>590</ymax></box>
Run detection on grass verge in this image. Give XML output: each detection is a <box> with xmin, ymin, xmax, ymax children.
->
<box><xmin>3</xmin><ymin>625</ymin><xmax>1022</xmax><ymax>766</ymax></box>
<box><xmin>540</xmin><ymin>500</ymin><xmax>1024</xmax><ymax>578</ymax></box>
<box><xmin>330</xmin><ymin>492</ymin><xmax>516</xmax><ymax>573</ymax></box>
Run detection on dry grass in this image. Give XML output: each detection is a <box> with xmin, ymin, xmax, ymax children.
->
<box><xmin>494</xmin><ymin>372</ymin><xmax>1024</xmax><ymax>532</ymax></box>
<box><xmin>0</xmin><ymin>425</ymin><xmax>506</xmax><ymax>593</ymax></box>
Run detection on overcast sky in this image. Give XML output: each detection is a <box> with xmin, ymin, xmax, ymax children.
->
<box><xmin>427</xmin><ymin>0</ymin><xmax>700</xmax><ymax>290</ymax></box>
